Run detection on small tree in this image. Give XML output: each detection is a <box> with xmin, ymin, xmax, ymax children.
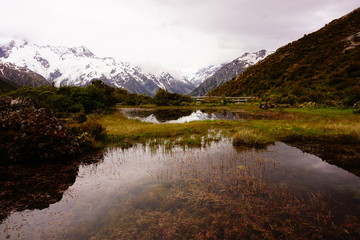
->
<box><xmin>153</xmin><ymin>89</ymin><xmax>192</xmax><ymax>106</ymax></box>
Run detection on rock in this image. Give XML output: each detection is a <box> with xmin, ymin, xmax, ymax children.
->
<box><xmin>259</xmin><ymin>103</ymin><xmax>275</xmax><ymax>109</ymax></box>
<box><xmin>0</xmin><ymin>97</ymin><xmax>80</xmax><ymax>163</ymax></box>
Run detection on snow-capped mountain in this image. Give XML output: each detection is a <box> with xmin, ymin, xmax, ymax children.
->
<box><xmin>190</xmin><ymin>50</ymin><xmax>271</xmax><ymax>96</ymax></box>
<box><xmin>0</xmin><ymin>62</ymin><xmax>50</xmax><ymax>88</ymax></box>
<box><xmin>0</xmin><ymin>39</ymin><xmax>195</xmax><ymax>95</ymax></box>
<box><xmin>187</xmin><ymin>64</ymin><xmax>225</xmax><ymax>87</ymax></box>
<box><xmin>152</xmin><ymin>72</ymin><xmax>195</xmax><ymax>95</ymax></box>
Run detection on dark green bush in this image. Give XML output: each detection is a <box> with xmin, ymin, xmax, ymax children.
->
<box><xmin>153</xmin><ymin>89</ymin><xmax>193</xmax><ymax>106</ymax></box>
<box><xmin>5</xmin><ymin>80</ymin><xmax>119</xmax><ymax>116</ymax></box>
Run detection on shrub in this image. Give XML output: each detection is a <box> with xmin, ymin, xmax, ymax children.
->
<box><xmin>69</xmin><ymin>120</ymin><xmax>107</xmax><ymax>152</ymax></box>
<box><xmin>6</xmin><ymin>80</ymin><xmax>119</xmax><ymax>115</ymax></box>
<box><xmin>0</xmin><ymin>97</ymin><xmax>80</xmax><ymax>163</ymax></box>
<box><xmin>153</xmin><ymin>89</ymin><xmax>193</xmax><ymax>106</ymax></box>
<box><xmin>70</xmin><ymin>111</ymin><xmax>87</xmax><ymax>123</ymax></box>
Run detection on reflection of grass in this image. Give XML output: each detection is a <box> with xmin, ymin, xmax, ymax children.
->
<box><xmin>93</xmin><ymin>143</ymin><xmax>360</xmax><ymax>239</ymax></box>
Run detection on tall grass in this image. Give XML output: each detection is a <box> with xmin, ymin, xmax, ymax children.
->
<box><xmin>232</xmin><ymin>128</ymin><xmax>275</xmax><ymax>148</ymax></box>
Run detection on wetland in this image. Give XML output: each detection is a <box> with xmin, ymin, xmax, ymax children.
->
<box><xmin>1</xmin><ymin>106</ymin><xmax>360</xmax><ymax>239</ymax></box>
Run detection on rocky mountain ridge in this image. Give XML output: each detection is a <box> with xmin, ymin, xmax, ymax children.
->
<box><xmin>190</xmin><ymin>50</ymin><xmax>271</xmax><ymax>96</ymax></box>
<box><xmin>0</xmin><ymin>62</ymin><xmax>50</xmax><ymax>88</ymax></box>
<box><xmin>186</xmin><ymin>64</ymin><xmax>225</xmax><ymax>87</ymax></box>
<box><xmin>0</xmin><ymin>40</ymin><xmax>194</xmax><ymax>95</ymax></box>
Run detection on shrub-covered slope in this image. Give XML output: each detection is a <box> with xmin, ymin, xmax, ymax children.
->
<box><xmin>212</xmin><ymin>8</ymin><xmax>360</xmax><ymax>106</ymax></box>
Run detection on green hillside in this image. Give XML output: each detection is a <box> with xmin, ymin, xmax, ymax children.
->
<box><xmin>211</xmin><ymin>8</ymin><xmax>360</xmax><ymax>106</ymax></box>
<box><xmin>0</xmin><ymin>78</ymin><xmax>16</xmax><ymax>93</ymax></box>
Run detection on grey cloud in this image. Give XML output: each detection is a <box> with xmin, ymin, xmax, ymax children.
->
<box><xmin>156</xmin><ymin>0</ymin><xmax>359</xmax><ymax>48</ymax></box>
<box><xmin>1</xmin><ymin>0</ymin><xmax>359</xmax><ymax>74</ymax></box>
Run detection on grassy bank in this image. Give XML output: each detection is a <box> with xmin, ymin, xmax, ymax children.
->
<box><xmin>97</xmin><ymin>105</ymin><xmax>360</xmax><ymax>150</ymax></box>
<box><xmin>97</xmin><ymin>111</ymin><xmax>242</xmax><ymax>148</ymax></box>
<box><xmin>245</xmin><ymin>108</ymin><xmax>360</xmax><ymax>143</ymax></box>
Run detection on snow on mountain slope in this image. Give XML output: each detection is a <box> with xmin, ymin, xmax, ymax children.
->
<box><xmin>153</xmin><ymin>72</ymin><xmax>195</xmax><ymax>95</ymax></box>
<box><xmin>190</xmin><ymin>50</ymin><xmax>272</xmax><ymax>96</ymax></box>
<box><xmin>187</xmin><ymin>64</ymin><xmax>224</xmax><ymax>87</ymax></box>
<box><xmin>0</xmin><ymin>39</ymin><xmax>195</xmax><ymax>95</ymax></box>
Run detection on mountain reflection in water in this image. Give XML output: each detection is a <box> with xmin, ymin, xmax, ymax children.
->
<box><xmin>121</xmin><ymin>109</ymin><xmax>247</xmax><ymax>123</ymax></box>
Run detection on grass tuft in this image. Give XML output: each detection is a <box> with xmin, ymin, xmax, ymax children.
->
<box><xmin>232</xmin><ymin>128</ymin><xmax>275</xmax><ymax>148</ymax></box>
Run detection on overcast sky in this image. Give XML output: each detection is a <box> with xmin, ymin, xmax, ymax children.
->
<box><xmin>1</xmin><ymin>0</ymin><xmax>359</xmax><ymax>76</ymax></box>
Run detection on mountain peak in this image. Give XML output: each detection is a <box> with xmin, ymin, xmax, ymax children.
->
<box><xmin>236</xmin><ymin>50</ymin><xmax>271</xmax><ymax>64</ymax></box>
<box><xmin>0</xmin><ymin>39</ymin><xmax>26</xmax><ymax>58</ymax></box>
<box><xmin>188</xmin><ymin>64</ymin><xmax>224</xmax><ymax>87</ymax></box>
<box><xmin>159</xmin><ymin>72</ymin><xmax>173</xmax><ymax>78</ymax></box>
<box><xmin>190</xmin><ymin>50</ymin><xmax>271</xmax><ymax>96</ymax></box>
<box><xmin>0</xmin><ymin>40</ymin><xmax>196</xmax><ymax>95</ymax></box>
<box><xmin>69</xmin><ymin>46</ymin><xmax>95</xmax><ymax>58</ymax></box>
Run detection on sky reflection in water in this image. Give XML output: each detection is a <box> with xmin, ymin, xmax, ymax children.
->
<box><xmin>1</xmin><ymin>141</ymin><xmax>359</xmax><ymax>239</ymax></box>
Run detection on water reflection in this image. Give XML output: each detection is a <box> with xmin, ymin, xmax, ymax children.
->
<box><xmin>121</xmin><ymin>108</ymin><xmax>288</xmax><ymax>123</ymax></box>
<box><xmin>1</xmin><ymin>141</ymin><xmax>359</xmax><ymax>239</ymax></box>
<box><xmin>0</xmin><ymin>162</ymin><xmax>79</xmax><ymax>223</ymax></box>
<box><xmin>286</xmin><ymin>141</ymin><xmax>360</xmax><ymax>177</ymax></box>
<box><xmin>121</xmin><ymin>109</ymin><xmax>250</xmax><ymax>123</ymax></box>
<box><xmin>255</xmin><ymin>143</ymin><xmax>360</xmax><ymax>217</ymax></box>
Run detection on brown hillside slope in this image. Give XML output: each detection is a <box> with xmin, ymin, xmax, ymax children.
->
<box><xmin>0</xmin><ymin>62</ymin><xmax>50</xmax><ymax>89</ymax></box>
<box><xmin>211</xmin><ymin>8</ymin><xmax>360</xmax><ymax>106</ymax></box>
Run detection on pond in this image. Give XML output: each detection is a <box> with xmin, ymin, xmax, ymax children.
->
<box><xmin>1</xmin><ymin>139</ymin><xmax>360</xmax><ymax>239</ymax></box>
<box><xmin>120</xmin><ymin>108</ymin><xmax>269</xmax><ymax>123</ymax></box>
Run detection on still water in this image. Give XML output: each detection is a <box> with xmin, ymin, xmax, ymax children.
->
<box><xmin>121</xmin><ymin>108</ymin><xmax>261</xmax><ymax>123</ymax></box>
<box><xmin>1</xmin><ymin>140</ymin><xmax>359</xmax><ymax>239</ymax></box>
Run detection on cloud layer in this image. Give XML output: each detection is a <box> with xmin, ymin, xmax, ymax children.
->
<box><xmin>1</xmin><ymin>0</ymin><xmax>359</xmax><ymax>74</ymax></box>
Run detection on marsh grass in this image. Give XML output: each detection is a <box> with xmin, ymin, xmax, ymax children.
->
<box><xmin>98</xmin><ymin>106</ymin><xmax>360</xmax><ymax>149</ymax></box>
<box><xmin>233</xmin><ymin>128</ymin><xmax>275</xmax><ymax>148</ymax></box>
<box><xmin>249</xmin><ymin>119</ymin><xmax>360</xmax><ymax>144</ymax></box>
<box><xmin>93</xmin><ymin>142</ymin><xmax>360</xmax><ymax>240</ymax></box>
<box><xmin>98</xmin><ymin>112</ymin><xmax>241</xmax><ymax>148</ymax></box>
<box><xmin>89</xmin><ymin>107</ymin><xmax>360</xmax><ymax>239</ymax></box>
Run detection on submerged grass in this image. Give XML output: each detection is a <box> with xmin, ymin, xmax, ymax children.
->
<box><xmin>91</xmin><ymin>106</ymin><xmax>360</xmax><ymax>239</ymax></box>
<box><xmin>92</xmin><ymin>141</ymin><xmax>360</xmax><ymax>240</ymax></box>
